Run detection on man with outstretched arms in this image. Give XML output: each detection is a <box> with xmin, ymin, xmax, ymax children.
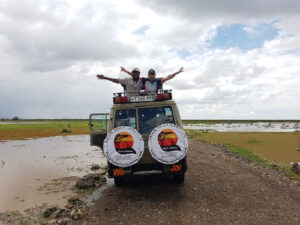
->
<box><xmin>97</xmin><ymin>67</ymin><xmax>142</xmax><ymax>97</ymax></box>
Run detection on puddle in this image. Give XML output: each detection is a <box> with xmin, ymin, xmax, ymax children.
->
<box><xmin>183</xmin><ymin>122</ymin><xmax>300</xmax><ymax>132</ymax></box>
<box><xmin>0</xmin><ymin>135</ymin><xmax>107</xmax><ymax>212</ymax></box>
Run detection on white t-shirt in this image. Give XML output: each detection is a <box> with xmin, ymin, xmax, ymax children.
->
<box><xmin>119</xmin><ymin>78</ymin><xmax>142</xmax><ymax>98</ymax></box>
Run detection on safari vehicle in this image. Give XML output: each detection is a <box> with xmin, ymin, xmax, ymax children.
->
<box><xmin>89</xmin><ymin>90</ymin><xmax>188</xmax><ymax>187</ymax></box>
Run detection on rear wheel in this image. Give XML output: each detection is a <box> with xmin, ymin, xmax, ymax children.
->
<box><xmin>173</xmin><ymin>173</ymin><xmax>185</xmax><ymax>183</ymax></box>
<box><xmin>114</xmin><ymin>177</ymin><xmax>125</xmax><ymax>187</ymax></box>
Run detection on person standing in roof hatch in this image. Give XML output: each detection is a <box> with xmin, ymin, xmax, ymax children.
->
<box><xmin>123</xmin><ymin>67</ymin><xmax>184</xmax><ymax>93</ymax></box>
<box><xmin>96</xmin><ymin>67</ymin><xmax>142</xmax><ymax>98</ymax></box>
<box><xmin>143</xmin><ymin>67</ymin><xmax>184</xmax><ymax>93</ymax></box>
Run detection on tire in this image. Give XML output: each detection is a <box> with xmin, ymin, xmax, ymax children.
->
<box><xmin>114</xmin><ymin>177</ymin><xmax>125</xmax><ymax>187</ymax></box>
<box><xmin>173</xmin><ymin>173</ymin><xmax>185</xmax><ymax>184</ymax></box>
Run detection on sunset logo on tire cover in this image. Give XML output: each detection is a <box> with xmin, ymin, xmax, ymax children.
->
<box><xmin>114</xmin><ymin>132</ymin><xmax>136</xmax><ymax>154</ymax></box>
<box><xmin>158</xmin><ymin>129</ymin><xmax>180</xmax><ymax>151</ymax></box>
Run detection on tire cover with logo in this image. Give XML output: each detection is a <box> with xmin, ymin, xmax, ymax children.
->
<box><xmin>148</xmin><ymin>123</ymin><xmax>188</xmax><ymax>164</ymax></box>
<box><xmin>103</xmin><ymin>126</ymin><xmax>144</xmax><ymax>167</ymax></box>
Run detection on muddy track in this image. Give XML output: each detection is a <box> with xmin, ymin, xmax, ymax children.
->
<box><xmin>72</xmin><ymin>138</ymin><xmax>300</xmax><ymax>225</ymax></box>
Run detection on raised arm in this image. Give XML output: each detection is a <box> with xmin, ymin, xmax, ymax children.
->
<box><xmin>120</xmin><ymin>66</ymin><xmax>133</xmax><ymax>77</ymax></box>
<box><xmin>96</xmin><ymin>74</ymin><xmax>119</xmax><ymax>84</ymax></box>
<box><xmin>161</xmin><ymin>67</ymin><xmax>184</xmax><ymax>84</ymax></box>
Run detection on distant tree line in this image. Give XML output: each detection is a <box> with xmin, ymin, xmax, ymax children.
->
<box><xmin>1</xmin><ymin>116</ymin><xmax>20</xmax><ymax>121</ymax></box>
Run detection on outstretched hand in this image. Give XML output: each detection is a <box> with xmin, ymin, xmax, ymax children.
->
<box><xmin>120</xmin><ymin>66</ymin><xmax>126</xmax><ymax>72</ymax></box>
<box><xmin>178</xmin><ymin>67</ymin><xmax>184</xmax><ymax>73</ymax></box>
<box><xmin>96</xmin><ymin>74</ymin><xmax>105</xmax><ymax>79</ymax></box>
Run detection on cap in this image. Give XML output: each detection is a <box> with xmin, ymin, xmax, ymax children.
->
<box><xmin>132</xmin><ymin>67</ymin><xmax>140</xmax><ymax>73</ymax></box>
<box><xmin>148</xmin><ymin>69</ymin><xmax>156</xmax><ymax>75</ymax></box>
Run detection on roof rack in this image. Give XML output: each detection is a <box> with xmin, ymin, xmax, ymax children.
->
<box><xmin>113</xmin><ymin>90</ymin><xmax>172</xmax><ymax>104</ymax></box>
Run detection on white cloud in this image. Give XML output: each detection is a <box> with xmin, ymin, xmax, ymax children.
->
<box><xmin>0</xmin><ymin>0</ymin><xmax>138</xmax><ymax>72</ymax></box>
<box><xmin>0</xmin><ymin>0</ymin><xmax>300</xmax><ymax>119</ymax></box>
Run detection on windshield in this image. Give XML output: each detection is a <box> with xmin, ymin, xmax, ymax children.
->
<box><xmin>114</xmin><ymin>109</ymin><xmax>137</xmax><ymax>129</ymax></box>
<box><xmin>138</xmin><ymin>106</ymin><xmax>175</xmax><ymax>134</ymax></box>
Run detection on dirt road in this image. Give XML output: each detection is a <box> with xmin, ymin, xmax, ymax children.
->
<box><xmin>73</xmin><ymin>138</ymin><xmax>300</xmax><ymax>225</ymax></box>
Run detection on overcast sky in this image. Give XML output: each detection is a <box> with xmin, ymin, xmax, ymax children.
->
<box><xmin>0</xmin><ymin>0</ymin><xmax>299</xmax><ymax>119</ymax></box>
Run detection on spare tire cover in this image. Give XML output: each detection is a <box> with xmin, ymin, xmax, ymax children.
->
<box><xmin>103</xmin><ymin>126</ymin><xmax>144</xmax><ymax>167</ymax></box>
<box><xmin>148</xmin><ymin>123</ymin><xmax>188</xmax><ymax>164</ymax></box>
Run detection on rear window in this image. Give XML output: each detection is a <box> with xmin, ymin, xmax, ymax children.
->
<box><xmin>114</xmin><ymin>109</ymin><xmax>137</xmax><ymax>129</ymax></box>
<box><xmin>138</xmin><ymin>106</ymin><xmax>175</xmax><ymax>134</ymax></box>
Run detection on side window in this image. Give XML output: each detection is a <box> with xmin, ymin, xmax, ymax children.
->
<box><xmin>138</xmin><ymin>106</ymin><xmax>175</xmax><ymax>134</ymax></box>
<box><xmin>163</xmin><ymin>107</ymin><xmax>175</xmax><ymax>124</ymax></box>
<box><xmin>114</xmin><ymin>109</ymin><xmax>136</xmax><ymax>129</ymax></box>
<box><xmin>90</xmin><ymin>114</ymin><xmax>108</xmax><ymax>130</ymax></box>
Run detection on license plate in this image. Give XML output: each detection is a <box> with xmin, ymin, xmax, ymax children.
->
<box><xmin>130</xmin><ymin>95</ymin><xmax>155</xmax><ymax>102</ymax></box>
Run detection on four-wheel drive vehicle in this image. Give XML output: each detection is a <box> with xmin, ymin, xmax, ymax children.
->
<box><xmin>89</xmin><ymin>90</ymin><xmax>187</xmax><ymax>186</ymax></box>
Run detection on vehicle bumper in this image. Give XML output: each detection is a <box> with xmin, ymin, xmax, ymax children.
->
<box><xmin>107</xmin><ymin>158</ymin><xmax>187</xmax><ymax>178</ymax></box>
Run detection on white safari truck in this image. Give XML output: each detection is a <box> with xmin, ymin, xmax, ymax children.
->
<box><xmin>89</xmin><ymin>90</ymin><xmax>188</xmax><ymax>187</ymax></box>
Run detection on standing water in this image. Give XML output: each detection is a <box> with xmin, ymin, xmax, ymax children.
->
<box><xmin>0</xmin><ymin>135</ymin><xmax>106</xmax><ymax>212</ymax></box>
<box><xmin>183</xmin><ymin>122</ymin><xmax>300</xmax><ymax>132</ymax></box>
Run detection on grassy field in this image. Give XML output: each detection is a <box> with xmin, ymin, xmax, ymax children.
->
<box><xmin>0</xmin><ymin>120</ymin><xmax>90</xmax><ymax>141</ymax></box>
<box><xmin>186</xmin><ymin>130</ymin><xmax>300</xmax><ymax>166</ymax></box>
<box><xmin>186</xmin><ymin>130</ymin><xmax>300</xmax><ymax>179</ymax></box>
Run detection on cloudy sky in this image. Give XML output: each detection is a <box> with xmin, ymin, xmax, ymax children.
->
<box><xmin>0</xmin><ymin>0</ymin><xmax>299</xmax><ymax>119</ymax></box>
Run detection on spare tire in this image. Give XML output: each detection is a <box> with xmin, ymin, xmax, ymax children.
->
<box><xmin>103</xmin><ymin>126</ymin><xmax>144</xmax><ymax>167</ymax></box>
<box><xmin>148</xmin><ymin>123</ymin><xmax>188</xmax><ymax>164</ymax></box>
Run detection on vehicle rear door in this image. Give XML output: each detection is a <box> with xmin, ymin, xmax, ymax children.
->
<box><xmin>89</xmin><ymin>113</ymin><xmax>109</xmax><ymax>148</ymax></box>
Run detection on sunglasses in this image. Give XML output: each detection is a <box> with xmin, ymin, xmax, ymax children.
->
<box><xmin>132</xmin><ymin>70</ymin><xmax>140</xmax><ymax>74</ymax></box>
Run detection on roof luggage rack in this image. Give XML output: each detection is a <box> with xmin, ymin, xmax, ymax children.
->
<box><xmin>113</xmin><ymin>90</ymin><xmax>172</xmax><ymax>104</ymax></box>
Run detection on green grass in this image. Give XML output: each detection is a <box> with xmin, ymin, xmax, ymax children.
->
<box><xmin>0</xmin><ymin>120</ymin><xmax>89</xmax><ymax>131</ymax></box>
<box><xmin>223</xmin><ymin>143</ymin><xmax>267</xmax><ymax>165</ymax></box>
<box><xmin>222</xmin><ymin>143</ymin><xmax>291</xmax><ymax>172</ymax></box>
<box><xmin>0</xmin><ymin>120</ymin><xmax>91</xmax><ymax>140</ymax></box>
<box><xmin>7</xmin><ymin>211</ymin><xmax>21</xmax><ymax>217</ymax></box>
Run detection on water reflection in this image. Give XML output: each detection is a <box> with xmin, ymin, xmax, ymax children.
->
<box><xmin>183</xmin><ymin>122</ymin><xmax>300</xmax><ymax>132</ymax></box>
<box><xmin>0</xmin><ymin>135</ymin><xmax>106</xmax><ymax>212</ymax></box>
